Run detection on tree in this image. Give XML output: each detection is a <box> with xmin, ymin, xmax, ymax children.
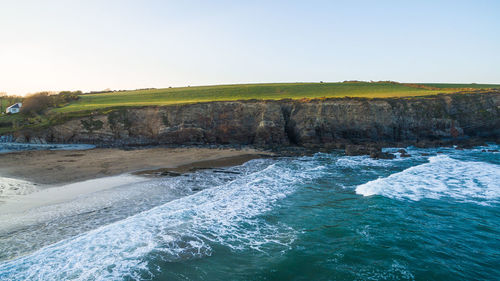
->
<box><xmin>54</xmin><ymin>91</ymin><xmax>80</xmax><ymax>106</ymax></box>
<box><xmin>0</xmin><ymin>92</ymin><xmax>6</xmax><ymax>113</ymax></box>
<box><xmin>20</xmin><ymin>92</ymin><xmax>51</xmax><ymax>115</ymax></box>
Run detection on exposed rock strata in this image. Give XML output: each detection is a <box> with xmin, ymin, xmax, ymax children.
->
<box><xmin>13</xmin><ymin>92</ymin><xmax>500</xmax><ymax>148</ymax></box>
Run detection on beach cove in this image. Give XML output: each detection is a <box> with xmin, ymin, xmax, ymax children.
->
<box><xmin>0</xmin><ymin>144</ymin><xmax>498</xmax><ymax>280</ymax></box>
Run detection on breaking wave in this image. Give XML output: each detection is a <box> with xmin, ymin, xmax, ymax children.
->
<box><xmin>0</xmin><ymin>157</ymin><xmax>324</xmax><ymax>280</ymax></box>
<box><xmin>356</xmin><ymin>155</ymin><xmax>500</xmax><ymax>205</ymax></box>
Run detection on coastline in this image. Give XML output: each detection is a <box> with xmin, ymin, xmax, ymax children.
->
<box><xmin>0</xmin><ymin>147</ymin><xmax>272</xmax><ymax>186</ymax></box>
<box><xmin>0</xmin><ymin>147</ymin><xmax>272</xmax><ymax>234</ymax></box>
<box><xmin>9</xmin><ymin>91</ymin><xmax>499</xmax><ymax>149</ymax></box>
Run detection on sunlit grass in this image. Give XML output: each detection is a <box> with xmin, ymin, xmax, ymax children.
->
<box><xmin>420</xmin><ymin>83</ymin><xmax>500</xmax><ymax>89</ymax></box>
<box><xmin>53</xmin><ymin>82</ymin><xmax>464</xmax><ymax>113</ymax></box>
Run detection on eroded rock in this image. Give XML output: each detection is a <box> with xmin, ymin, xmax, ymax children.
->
<box><xmin>11</xmin><ymin>92</ymin><xmax>500</xmax><ymax>149</ymax></box>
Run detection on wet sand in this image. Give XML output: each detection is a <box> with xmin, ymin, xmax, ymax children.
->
<box><xmin>0</xmin><ymin>147</ymin><xmax>272</xmax><ymax>232</ymax></box>
<box><xmin>0</xmin><ymin>147</ymin><xmax>271</xmax><ymax>185</ymax></box>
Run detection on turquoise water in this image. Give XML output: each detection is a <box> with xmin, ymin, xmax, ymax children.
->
<box><xmin>0</xmin><ymin>145</ymin><xmax>499</xmax><ymax>280</ymax></box>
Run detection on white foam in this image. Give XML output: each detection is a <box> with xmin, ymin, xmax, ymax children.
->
<box><xmin>0</xmin><ymin>177</ymin><xmax>39</xmax><ymax>198</ymax></box>
<box><xmin>0</xmin><ymin>158</ymin><xmax>323</xmax><ymax>280</ymax></box>
<box><xmin>336</xmin><ymin>155</ymin><xmax>395</xmax><ymax>168</ymax></box>
<box><xmin>0</xmin><ymin>175</ymin><xmax>147</xmax><ymax>231</ymax></box>
<box><xmin>356</xmin><ymin>155</ymin><xmax>500</xmax><ymax>205</ymax></box>
<box><xmin>0</xmin><ymin>160</ymin><xmax>273</xmax><ymax>262</ymax></box>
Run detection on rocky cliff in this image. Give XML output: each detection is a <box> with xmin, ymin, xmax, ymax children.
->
<box><xmin>15</xmin><ymin>92</ymin><xmax>500</xmax><ymax>147</ymax></box>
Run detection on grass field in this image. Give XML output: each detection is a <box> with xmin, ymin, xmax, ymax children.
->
<box><xmin>420</xmin><ymin>83</ymin><xmax>500</xmax><ymax>89</ymax></box>
<box><xmin>53</xmin><ymin>82</ymin><xmax>500</xmax><ymax>113</ymax></box>
<box><xmin>53</xmin><ymin>82</ymin><xmax>478</xmax><ymax>113</ymax></box>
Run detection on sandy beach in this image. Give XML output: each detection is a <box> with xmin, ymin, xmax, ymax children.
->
<box><xmin>0</xmin><ymin>147</ymin><xmax>271</xmax><ymax>185</ymax></box>
<box><xmin>0</xmin><ymin>147</ymin><xmax>272</xmax><ymax>235</ymax></box>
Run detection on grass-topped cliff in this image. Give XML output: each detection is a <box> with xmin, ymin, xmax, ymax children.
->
<box><xmin>54</xmin><ymin>81</ymin><xmax>499</xmax><ymax>113</ymax></box>
<box><xmin>1</xmin><ymin>81</ymin><xmax>499</xmax><ymax>134</ymax></box>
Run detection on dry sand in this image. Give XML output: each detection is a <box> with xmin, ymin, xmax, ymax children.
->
<box><xmin>0</xmin><ymin>147</ymin><xmax>271</xmax><ymax>185</ymax></box>
<box><xmin>0</xmin><ymin>147</ymin><xmax>272</xmax><ymax>231</ymax></box>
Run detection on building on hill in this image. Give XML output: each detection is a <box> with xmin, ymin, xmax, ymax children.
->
<box><xmin>6</xmin><ymin>103</ymin><xmax>22</xmax><ymax>114</ymax></box>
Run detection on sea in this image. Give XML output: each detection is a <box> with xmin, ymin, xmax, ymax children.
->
<box><xmin>0</xmin><ymin>145</ymin><xmax>498</xmax><ymax>280</ymax></box>
<box><xmin>0</xmin><ymin>142</ymin><xmax>95</xmax><ymax>154</ymax></box>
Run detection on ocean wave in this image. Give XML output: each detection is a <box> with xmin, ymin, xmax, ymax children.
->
<box><xmin>0</xmin><ymin>160</ymin><xmax>274</xmax><ymax>262</ymax></box>
<box><xmin>336</xmin><ymin>156</ymin><xmax>395</xmax><ymax>168</ymax></box>
<box><xmin>356</xmin><ymin>155</ymin><xmax>500</xmax><ymax>205</ymax></box>
<box><xmin>0</xmin><ymin>157</ymin><xmax>323</xmax><ymax>280</ymax></box>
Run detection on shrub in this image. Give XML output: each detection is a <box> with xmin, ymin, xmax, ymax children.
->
<box><xmin>20</xmin><ymin>92</ymin><xmax>51</xmax><ymax>115</ymax></box>
<box><xmin>20</xmin><ymin>91</ymin><xmax>81</xmax><ymax>115</ymax></box>
<box><xmin>53</xmin><ymin>91</ymin><xmax>80</xmax><ymax>107</ymax></box>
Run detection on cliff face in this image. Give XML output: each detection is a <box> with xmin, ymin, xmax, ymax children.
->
<box><xmin>19</xmin><ymin>92</ymin><xmax>500</xmax><ymax>147</ymax></box>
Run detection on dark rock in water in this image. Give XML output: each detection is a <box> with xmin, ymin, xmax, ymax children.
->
<box><xmin>397</xmin><ymin>148</ymin><xmax>412</xmax><ymax>157</ymax></box>
<box><xmin>14</xmin><ymin>135</ymin><xmax>27</xmax><ymax>143</ymax></box>
<box><xmin>420</xmin><ymin>153</ymin><xmax>430</xmax><ymax>156</ymax></box>
<box><xmin>457</xmin><ymin>138</ymin><xmax>486</xmax><ymax>149</ymax></box>
<box><xmin>345</xmin><ymin>144</ymin><xmax>395</xmax><ymax>159</ymax></box>
<box><xmin>345</xmin><ymin>145</ymin><xmax>366</xmax><ymax>156</ymax></box>
<box><xmin>345</xmin><ymin>144</ymin><xmax>380</xmax><ymax>156</ymax></box>
<box><xmin>369</xmin><ymin>151</ymin><xmax>395</xmax><ymax>159</ymax></box>
<box><xmin>488</xmin><ymin>149</ymin><xmax>499</xmax><ymax>152</ymax></box>
<box><xmin>415</xmin><ymin>140</ymin><xmax>439</xmax><ymax>148</ymax></box>
<box><xmin>437</xmin><ymin>151</ymin><xmax>444</xmax><ymax>154</ymax></box>
<box><xmin>482</xmin><ymin>149</ymin><xmax>486</xmax><ymax>152</ymax></box>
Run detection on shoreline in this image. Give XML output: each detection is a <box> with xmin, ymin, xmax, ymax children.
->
<box><xmin>0</xmin><ymin>138</ymin><xmax>496</xmax><ymax>186</ymax></box>
<box><xmin>0</xmin><ymin>147</ymin><xmax>273</xmax><ymax>233</ymax></box>
<box><xmin>0</xmin><ymin>174</ymin><xmax>147</xmax><ymax>218</ymax></box>
<box><xmin>0</xmin><ymin>147</ymin><xmax>272</xmax><ymax>186</ymax></box>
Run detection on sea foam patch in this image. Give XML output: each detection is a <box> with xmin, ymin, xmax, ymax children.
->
<box><xmin>0</xmin><ymin>160</ymin><xmax>274</xmax><ymax>262</ymax></box>
<box><xmin>0</xmin><ymin>157</ymin><xmax>324</xmax><ymax>280</ymax></box>
<box><xmin>356</xmin><ymin>155</ymin><xmax>500</xmax><ymax>205</ymax></box>
<box><xmin>0</xmin><ymin>177</ymin><xmax>39</xmax><ymax>197</ymax></box>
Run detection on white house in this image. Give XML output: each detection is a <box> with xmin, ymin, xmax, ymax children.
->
<box><xmin>6</xmin><ymin>103</ymin><xmax>22</xmax><ymax>114</ymax></box>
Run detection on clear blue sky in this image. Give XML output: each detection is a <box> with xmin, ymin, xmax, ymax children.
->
<box><xmin>1</xmin><ymin>0</ymin><xmax>499</xmax><ymax>95</ymax></box>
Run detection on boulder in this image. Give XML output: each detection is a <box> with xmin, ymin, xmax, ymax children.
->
<box><xmin>14</xmin><ymin>135</ymin><xmax>26</xmax><ymax>143</ymax></box>
<box><xmin>345</xmin><ymin>144</ymin><xmax>380</xmax><ymax>156</ymax></box>
<box><xmin>369</xmin><ymin>151</ymin><xmax>395</xmax><ymax>159</ymax></box>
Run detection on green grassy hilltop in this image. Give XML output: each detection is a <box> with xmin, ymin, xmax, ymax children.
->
<box><xmin>1</xmin><ymin>81</ymin><xmax>499</xmax><ymax>134</ymax></box>
<box><xmin>53</xmin><ymin>82</ymin><xmax>450</xmax><ymax>113</ymax></box>
<box><xmin>54</xmin><ymin>82</ymin><xmax>500</xmax><ymax>113</ymax></box>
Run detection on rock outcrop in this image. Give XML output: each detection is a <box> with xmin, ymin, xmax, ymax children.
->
<box><xmin>14</xmin><ymin>92</ymin><xmax>500</xmax><ymax>148</ymax></box>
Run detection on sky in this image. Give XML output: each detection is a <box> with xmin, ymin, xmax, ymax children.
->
<box><xmin>0</xmin><ymin>0</ymin><xmax>499</xmax><ymax>95</ymax></box>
